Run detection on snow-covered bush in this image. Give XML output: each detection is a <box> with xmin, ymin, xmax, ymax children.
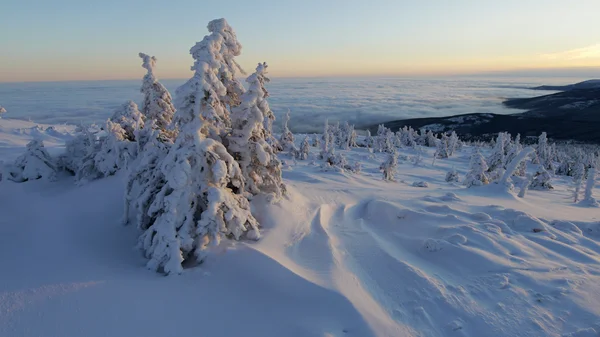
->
<box><xmin>381</xmin><ymin>149</ymin><xmax>398</xmax><ymax>181</ymax></box>
<box><xmin>518</xmin><ymin>175</ymin><xmax>531</xmax><ymax>198</ymax></box>
<box><xmin>0</xmin><ymin>105</ymin><xmax>6</xmax><ymax>118</ymax></box>
<box><xmin>445</xmin><ymin>169</ymin><xmax>459</xmax><ymax>183</ymax></box>
<box><xmin>6</xmin><ymin>140</ymin><xmax>57</xmax><ymax>182</ymax></box>
<box><xmin>535</xmin><ymin>132</ymin><xmax>554</xmax><ymax>172</ymax></box>
<box><xmin>530</xmin><ymin>166</ymin><xmax>553</xmax><ymax>190</ymax></box>
<box><xmin>312</xmin><ymin>133</ymin><xmax>320</xmax><ymax>148</ymax></box>
<box><xmin>426</xmin><ymin>130</ymin><xmax>437</xmax><ymax>147</ymax></box>
<box><xmin>580</xmin><ymin>168</ymin><xmax>598</xmax><ymax>207</ymax></box>
<box><xmin>139</xmin><ymin>53</ymin><xmax>176</xmax><ymax>135</ymax></box>
<box><xmin>319</xmin><ymin>119</ymin><xmax>331</xmax><ymax>159</ymax></box>
<box><xmin>464</xmin><ymin>149</ymin><xmax>489</xmax><ymax>187</ymax></box>
<box><xmin>412</xmin><ymin>181</ymin><xmax>429</xmax><ymax>188</ymax></box>
<box><xmin>447</xmin><ymin>131</ymin><xmax>459</xmax><ymax>156</ymax></box>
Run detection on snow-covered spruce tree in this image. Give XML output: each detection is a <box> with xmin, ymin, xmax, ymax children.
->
<box><xmin>499</xmin><ymin>147</ymin><xmax>534</xmax><ymax>188</ymax></box>
<box><xmin>535</xmin><ymin>132</ymin><xmax>554</xmax><ymax>171</ymax></box>
<box><xmin>487</xmin><ymin>132</ymin><xmax>506</xmax><ymax>172</ymax></box>
<box><xmin>0</xmin><ymin>106</ymin><xmax>6</xmax><ymax>118</ymax></box>
<box><xmin>174</xmin><ymin>18</ymin><xmax>245</xmax><ymax>135</ymax></box>
<box><xmin>132</xmin><ymin>20</ymin><xmax>273</xmax><ymax>274</ymax></box>
<box><xmin>6</xmin><ymin>140</ymin><xmax>57</xmax><ymax>182</ymax></box>
<box><xmin>572</xmin><ymin>162</ymin><xmax>586</xmax><ymax>202</ymax></box>
<box><xmin>580</xmin><ymin>168</ymin><xmax>599</xmax><ymax>207</ymax></box>
<box><xmin>530</xmin><ymin>165</ymin><xmax>553</xmax><ymax>190</ymax></box>
<box><xmin>447</xmin><ymin>131</ymin><xmax>459</xmax><ymax>156</ymax></box>
<box><xmin>376</xmin><ymin>124</ymin><xmax>387</xmax><ymax>152</ymax></box>
<box><xmin>110</xmin><ymin>100</ymin><xmax>145</xmax><ymax>141</ymax></box>
<box><xmin>312</xmin><ymin>133</ymin><xmax>320</xmax><ymax>147</ymax></box>
<box><xmin>435</xmin><ymin>133</ymin><xmax>450</xmax><ymax>159</ymax></box>
<box><xmin>364</xmin><ymin>129</ymin><xmax>374</xmax><ymax>150</ymax></box>
<box><xmin>279</xmin><ymin>110</ymin><xmax>296</xmax><ymax>153</ymax></box>
<box><xmin>381</xmin><ymin>149</ymin><xmax>398</xmax><ymax>181</ymax></box>
<box><xmin>319</xmin><ymin>119</ymin><xmax>330</xmax><ymax>159</ymax></box>
<box><xmin>299</xmin><ymin>136</ymin><xmax>310</xmax><ymax>160</ymax></box>
<box><xmin>348</xmin><ymin>123</ymin><xmax>357</xmax><ymax>148</ymax></box>
<box><xmin>229</xmin><ymin>62</ymin><xmax>285</xmax><ymax>199</ymax></box>
<box><xmin>464</xmin><ymin>149</ymin><xmax>489</xmax><ymax>187</ymax></box>
<box><xmin>139</xmin><ymin>53</ymin><xmax>176</xmax><ymax>134</ymax></box>
<box><xmin>426</xmin><ymin>130</ymin><xmax>437</xmax><ymax>147</ymax></box>
<box><xmin>123</xmin><ymin>123</ymin><xmax>171</xmax><ymax>230</ymax></box>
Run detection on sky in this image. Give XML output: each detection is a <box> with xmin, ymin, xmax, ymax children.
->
<box><xmin>1</xmin><ymin>0</ymin><xmax>600</xmax><ymax>82</ymax></box>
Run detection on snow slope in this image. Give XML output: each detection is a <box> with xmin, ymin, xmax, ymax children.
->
<box><xmin>1</xmin><ymin>119</ymin><xmax>600</xmax><ymax>337</ymax></box>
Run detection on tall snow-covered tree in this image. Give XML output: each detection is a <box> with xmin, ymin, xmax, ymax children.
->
<box><xmin>535</xmin><ymin>132</ymin><xmax>554</xmax><ymax>171</ymax></box>
<box><xmin>464</xmin><ymin>149</ymin><xmax>489</xmax><ymax>187</ymax></box>
<box><xmin>129</xmin><ymin>20</ymin><xmax>265</xmax><ymax>274</ymax></box>
<box><xmin>174</xmin><ymin>18</ymin><xmax>244</xmax><ymax>134</ymax></box>
<box><xmin>447</xmin><ymin>131</ymin><xmax>459</xmax><ymax>156</ymax></box>
<box><xmin>426</xmin><ymin>130</ymin><xmax>437</xmax><ymax>148</ymax></box>
<box><xmin>229</xmin><ymin>62</ymin><xmax>285</xmax><ymax>199</ymax></box>
<box><xmin>6</xmin><ymin>140</ymin><xmax>57</xmax><ymax>182</ymax></box>
<box><xmin>139</xmin><ymin>53</ymin><xmax>176</xmax><ymax>133</ymax></box>
<box><xmin>364</xmin><ymin>129</ymin><xmax>374</xmax><ymax>150</ymax></box>
<box><xmin>436</xmin><ymin>133</ymin><xmax>450</xmax><ymax>159</ymax></box>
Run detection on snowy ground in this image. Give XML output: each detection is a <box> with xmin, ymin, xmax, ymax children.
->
<box><xmin>1</xmin><ymin>118</ymin><xmax>600</xmax><ymax>337</ymax></box>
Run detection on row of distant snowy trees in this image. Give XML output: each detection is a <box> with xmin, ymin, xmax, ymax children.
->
<box><xmin>2</xmin><ymin>18</ymin><xmax>599</xmax><ymax>274</ymax></box>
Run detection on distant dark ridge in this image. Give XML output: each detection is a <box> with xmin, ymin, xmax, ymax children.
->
<box><xmin>369</xmin><ymin>86</ymin><xmax>600</xmax><ymax>144</ymax></box>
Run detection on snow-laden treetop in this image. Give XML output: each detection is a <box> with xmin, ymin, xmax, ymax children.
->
<box><xmin>189</xmin><ymin>18</ymin><xmax>243</xmax><ymax>76</ymax></box>
<box><xmin>139</xmin><ymin>53</ymin><xmax>157</xmax><ymax>73</ymax></box>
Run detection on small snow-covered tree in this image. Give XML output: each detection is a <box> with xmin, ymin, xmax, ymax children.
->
<box><xmin>110</xmin><ymin>100</ymin><xmax>145</xmax><ymax>141</ymax></box>
<box><xmin>279</xmin><ymin>110</ymin><xmax>296</xmax><ymax>153</ymax></box>
<box><xmin>139</xmin><ymin>53</ymin><xmax>176</xmax><ymax>134</ymax></box>
<box><xmin>381</xmin><ymin>149</ymin><xmax>398</xmax><ymax>181</ymax></box>
<box><xmin>0</xmin><ymin>106</ymin><xmax>6</xmax><ymax>118</ymax></box>
<box><xmin>312</xmin><ymin>133</ymin><xmax>320</xmax><ymax>148</ymax></box>
<box><xmin>364</xmin><ymin>129</ymin><xmax>374</xmax><ymax>150</ymax></box>
<box><xmin>535</xmin><ymin>132</ymin><xmax>554</xmax><ymax>171</ymax></box>
<box><xmin>518</xmin><ymin>175</ymin><xmax>531</xmax><ymax>198</ymax></box>
<box><xmin>580</xmin><ymin>168</ymin><xmax>599</xmax><ymax>207</ymax></box>
<box><xmin>299</xmin><ymin>136</ymin><xmax>310</xmax><ymax>160</ymax></box>
<box><xmin>435</xmin><ymin>133</ymin><xmax>450</xmax><ymax>159</ymax></box>
<box><xmin>7</xmin><ymin>140</ymin><xmax>57</xmax><ymax>182</ymax></box>
<box><xmin>487</xmin><ymin>132</ymin><xmax>506</xmax><ymax>172</ymax></box>
<box><xmin>530</xmin><ymin>166</ymin><xmax>553</xmax><ymax>190</ymax></box>
<box><xmin>572</xmin><ymin>162</ymin><xmax>586</xmax><ymax>202</ymax></box>
<box><xmin>426</xmin><ymin>130</ymin><xmax>437</xmax><ymax>148</ymax></box>
<box><xmin>464</xmin><ymin>149</ymin><xmax>489</xmax><ymax>187</ymax></box>
<box><xmin>447</xmin><ymin>131</ymin><xmax>459</xmax><ymax>156</ymax></box>
<box><xmin>445</xmin><ymin>168</ymin><xmax>459</xmax><ymax>183</ymax></box>
<box><xmin>229</xmin><ymin>62</ymin><xmax>285</xmax><ymax>199</ymax></box>
<box><xmin>320</xmin><ymin>119</ymin><xmax>330</xmax><ymax>159</ymax></box>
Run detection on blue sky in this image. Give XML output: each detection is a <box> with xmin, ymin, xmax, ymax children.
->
<box><xmin>2</xmin><ymin>0</ymin><xmax>600</xmax><ymax>82</ymax></box>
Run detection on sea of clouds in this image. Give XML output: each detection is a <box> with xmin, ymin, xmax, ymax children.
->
<box><xmin>0</xmin><ymin>76</ymin><xmax>578</xmax><ymax>133</ymax></box>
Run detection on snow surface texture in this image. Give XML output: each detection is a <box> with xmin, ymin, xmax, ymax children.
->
<box><xmin>0</xmin><ymin>77</ymin><xmax>574</xmax><ymax>133</ymax></box>
<box><xmin>2</xmin><ymin>118</ymin><xmax>600</xmax><ymax>336</ymax></box>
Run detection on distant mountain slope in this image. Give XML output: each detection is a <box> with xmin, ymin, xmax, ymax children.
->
<box><xmin>371</xmin><ymin>87</ymin><xmax>600</xmax><ymax>143</ymax></box>
<box><xmin>532</xmin><ymin>79</ymin><xmax>600</xmax><ymax>91</ymax></box>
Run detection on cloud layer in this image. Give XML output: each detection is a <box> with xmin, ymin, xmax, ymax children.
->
<box><xmin>0</xmin><ymin>77</ymin><xmax>576</xmax><ymax>133</ymax></box>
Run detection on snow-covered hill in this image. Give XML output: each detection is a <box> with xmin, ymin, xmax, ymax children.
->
<box><xmin>1</xmin><ymin>119</ymin><xmax>599</xmax><ymax>337</ymax></box>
